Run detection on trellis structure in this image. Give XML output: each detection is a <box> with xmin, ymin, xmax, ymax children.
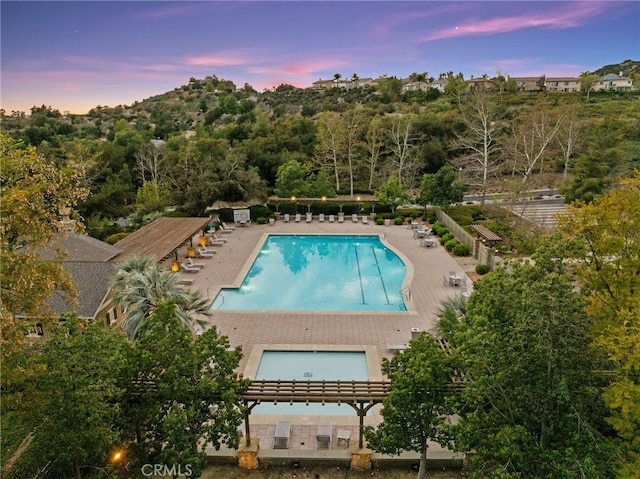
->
<box><xmin>241</xmin><ymin>380</ymin><xmax>390</xmax><ymax>449</ymax></box>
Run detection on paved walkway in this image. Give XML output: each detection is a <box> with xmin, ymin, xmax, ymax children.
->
<box><xmin>168</xmin><ymin>218</ymin><xmax>474</xmax><ymax>458</ymax></box>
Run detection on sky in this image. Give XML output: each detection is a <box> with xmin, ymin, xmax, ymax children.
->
<box><xmin>2</xmin><ymin>1</ymin><xmax>639</xmax><ymax>114</ymax></box>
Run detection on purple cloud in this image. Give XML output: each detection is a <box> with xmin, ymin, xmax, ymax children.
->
<box><xmin>421</xmin><ymin>2</ymin><xmax>610</xmax><ymax>41</ymax></box>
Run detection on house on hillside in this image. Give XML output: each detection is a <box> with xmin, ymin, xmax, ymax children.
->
<box><xmin>510</xmin><ymin>76</ymin><xmax>547</xmax><ymax>92</ymax></box>
<box><xmin>595</xmin><ymin>73</ymin><xmax>634</xmax><ymax>92</ymax></box>
<box><xmin>466</xmin><ymin>76</ymin><xmax>496</xmax><ymax>92</ymax></box>
<box><xmin>546</xmin><ymin>77</ymin><xmax>581</xmax><ymax>92</ymax></box>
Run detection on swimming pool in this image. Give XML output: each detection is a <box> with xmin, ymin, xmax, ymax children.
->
<box><xmin>252</xmin><ymin>350</ymin><xmax>369</xmax><ymax>415</ymax></box>
<box><xmin>211</xmin><ymin>235</ymin><xmax>407</xmax><ymax>311</ymax></box>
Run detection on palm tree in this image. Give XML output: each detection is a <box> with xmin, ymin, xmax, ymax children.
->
<box><xmin>110</xmin><ymin>255</ymin><xmax>211</xmax><ymax>340</ymax></box>
<box><xmin>332</xmin><ymin>73</ymin><xmax>342</xmax><ymax>87</ymax></box>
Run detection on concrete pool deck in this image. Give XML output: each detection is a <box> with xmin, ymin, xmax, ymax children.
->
<box><xmin>168</xmin><ymin>219</ymin><xmax>474</xmax><ymax>462</ymax></box>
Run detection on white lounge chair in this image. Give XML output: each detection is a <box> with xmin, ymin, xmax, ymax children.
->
<box><xmin>274</xmin><ymin>420</ymin><xmax>291</xmax><ymax>449</ymax></box>
<box><xmin>295</xmin><ymin>213</ymin><xmax>301</xmax><ymax>222</ymax></box>
<box><xmin>196</xmin><ymin>246</ymin><xmax>215</xmax><ymax>258</ymax></box>
<box><xmin>338</xmin><ymin>215</ymin><xmax>344</xmax><ymax>223</ymax></box>
<box><xmin>177</xmin><ymin>277</ymin><xmax>194</xmax><ymax>285</ymax></box>
<box><xmin>283</xmin><ymin>213</ymin><xmax>290</xmax><ymax>222</ymax></box>
<box><xmin>362</xmin><ymin>215</ymin><xmax>369</xmax><ymax>224</ymax></box>
<box><xmin>207</xmin><ymin>234</ymin><xmax>226</xmax><ymax>246</ymax></box>
<box><xmin>319</xmin><ymin>213</ymin><xmax>325</xmax><ymax>222</ymax></box>
<box><xmin>352</xmin><ymin>213</ymin><xmax>358</xmax><ymax>223</ymax></box>
<box><xmin>328</xmin><ymin>215</ymin><xmax>335</xmax><ymax>223</ymax></box>
<box><xmin>187</xmin><ymin>258</ymin><xmax>205</xmax><ymax>269</ymax></box>
<box><xmin>217</xmin><ymin>222</ymin><xmax>234</xmax><ymax>233</ymax></box>
<box><xmin>306</xmin><ymin>212</ymin><xmax>312</xmax><ymax>222</ymax></box>
<box><xmin>180</xmin><ymin>263</ymin><xmax>199</xmax><ymax>273</ymax></box>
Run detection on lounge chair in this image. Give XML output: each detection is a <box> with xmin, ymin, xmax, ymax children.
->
<box><xmin>352</xmin><ymin>213</ymin><xmax>358</xmax><ymax>222</ymax></box>
<box><xmin>306</xmin><ymin>212</ymin><xmax>312</xmax><ymax>222</ymax></box>
<box><xmin>218</xmin><ymin>222</ymin><xmax>233</xmax><ymax>233</ymax></box>
<box><xmin>274</xmin><ymin>420</ymin><xmax>291</xmax><ymax>449</ymax></box>
<box><xmin>187</xmin><ymin>258</ymin><xmax>205</xmax><ymax>269</ymax></box>
<box><xmin>283</xmin><ymin>213</ymin><xmax>290</xmax><ymax>222</ymax></box>
<box><xmin>295</xmin><ymin>213</ymin><xmax>301</xmax><ymax>222</ymax></box>
<box><xmin>207</xmin><ymin>235</ymin><xmax>226</xmax><ymax>246</ymax></box>
<box><xmin>319</xmin><ymin>213</ymin><xmax>325</xmax><ymax>222</ymax></box>
<box><xmin>177</xmin><ymin>277</ymin><xmax>194</xmax><ymax>285</ymax></box>
<box><xmin>328</xmin><ymin>214</ymin><xmax>335</xmax><ymax>223</ymax></box>
<box><xmin>316</xmin><ymin>424</ymin><xmax>333</xmax><ymax>450</ymax></box>
<box><xmin>338</xmin><ymin>215</ymin><xmax>344</xmax><ymax>223</ymax></box>
<box><xmin>196</xmin><ymin>246</ymin><xmax>215</xmax><ymax>258</ymax></box>
<box><xmin>180</xmin><ymin>263</ymin><xmax>200</xmax><ymax>273</ymax></box>
<box><xmin>362</xmin><ymin>215</ymin><xmax>369</xmax><ymax>224</ymax></box>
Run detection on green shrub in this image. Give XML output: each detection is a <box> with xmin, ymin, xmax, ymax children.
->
<box><xmin>444</xmin><ymin>239</ymin><xmax>460</xmax><ymax>251</ymax></box>
<box><xmin>105</xmin><ymin>232</ymin><xmax>130</xmax><ymax>244</ymax></box>
<box><xmin>440</xmin><ymin>233</ymin><xmax>454</xmax><ymax>244</ymax></box>
<box><xmin>423</xmin><ymin>211</ymin><xmax>437</xmax><ymax>224</ymax></box>
<box><xmin>376</xmin><ymin>218</ymin><xmax>384</xmax><ymax>225</ymax></box>
<box><xmin>452</xmin><ymin>243</ymin><xmax>471</xmax><ymax>256</ymax></box>
<box><xmin>432</xmin><ymin>222</ymin><xmax>448</xmax><ymax>236</ymax></box>
<box><xmin>476</xmin><ymin>264</ymin><xmax>490</xmax><ymax>275</ymax></box>
<box><xmin>394</xmin><ymin>216</ymin><xmax>405</xmax><ymax>225</ymax></box>
<box><xmin>256</xmin><ymin>217</ymin><xmax>267</xmax><ymax>224</ymax></box>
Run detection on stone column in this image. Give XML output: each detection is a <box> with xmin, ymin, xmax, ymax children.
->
<box><xmin>350</xmin><ymin>448</ymin><xmax>372</xmax><ymax>471</ymax></box>
<box><xmin>237</xmin><ymin>437</ymin><xmax>259</xmax><ymax>470</ymax></box>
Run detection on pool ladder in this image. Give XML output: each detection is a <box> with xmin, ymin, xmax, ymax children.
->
<box><xmin>401</xmin><ymin>287</ymin><xmax>411</xmax><ymax>301</ymax></box>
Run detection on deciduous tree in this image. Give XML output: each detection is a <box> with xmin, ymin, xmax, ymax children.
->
<box><xmin>364</xmin><ymin>333</ymin><xmax>454</xmax><ymax>479</ymax></box>
<box><xmin>120</xmin><ymin>301</ymin><xmax>249</xmax><ymax>476</ymax></box>
<box><xmin>440</xmin><ymin>239</ymin><xmax>614</xmax><ymax>477</ymax></box>
<box><xmin>558</xmin><ymin>173</ymin><xmax>640</xmax><ymax>475</ymax></box>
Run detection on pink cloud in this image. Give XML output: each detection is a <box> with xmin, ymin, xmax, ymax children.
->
<box><xmin>422</xmin><ymin>2</ymin><xmax>609</xmax><ymax>41</ymax></box>
<box><xmin>183</xmin><ymin>53</ymin><xmax>248</xmax><ymax>67</ymax></box>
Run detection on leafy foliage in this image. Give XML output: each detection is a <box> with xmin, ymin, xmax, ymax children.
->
<box><xmin>120</xmin><ymin>301</ymin><xmax>249</xmax><ymax>475</ymax></box>
<box><xmin>365</xmin><ymin>333</ymin><xmax>454</xmax><ymax>479</ymax></box>
<box><xmin>558</xmin><ymin>173</ymin><xmax>640</xmax><ymax>475</ymax></box>
<box><xmin>440</xmin><ymin>239</ymin><xmax>614</xmax><ymax>478</ymax></box>
<box><xmin>110</xmin><ymin>255</ymin><xmax>212</xmax><ymax>340</ymax></box>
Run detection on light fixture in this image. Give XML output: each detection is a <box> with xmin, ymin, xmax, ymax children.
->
<box><xmin>171</xmin><ymin>261</ymin><xmax>180</xmax><ymax>272</ymax></box>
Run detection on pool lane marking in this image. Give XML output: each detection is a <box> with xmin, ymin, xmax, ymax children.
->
<box><xmin>353</xmin><ymin>245</ymin><xmax>367</xmax><ymax>304</ymax></box>
<box><xmin>371</xmin><ymin>246</ymin><xmax>391</xmax><ymax>305</ymax></box>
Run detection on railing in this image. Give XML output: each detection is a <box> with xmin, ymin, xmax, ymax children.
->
<box><xmin>401</xmin><ymin>287</ymin><xmax>411</xmax><ymax>301</ymax></box>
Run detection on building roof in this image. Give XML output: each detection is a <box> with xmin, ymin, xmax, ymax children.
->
<box><xmin>600</xmin><ymin>73</ymin><xmax>629</xmax><ymax>81</ymax></box>
<box><xmin>113</xmin><ymin>217</ymin><xmax>209</xmax><ymax>263</ymax></box>
<box><xmin>47</xmin><ymin>261</ymin><xmax>117</xmax><ymax>319</ymax></box>
<box><xmin>37</xmin><ymin>233</ymin><xmax>121</xmax><ymax>262</ymax></box>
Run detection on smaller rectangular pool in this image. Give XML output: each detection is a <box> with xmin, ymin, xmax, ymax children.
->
<box><xmin>252</xmin><ymin>350</ymin><xmax>369</xmax><ymax>416</ymax></box>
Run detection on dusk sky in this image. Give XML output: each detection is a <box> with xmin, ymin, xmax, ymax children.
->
<box><xmin>2</xmin><ymin>1</ymin><xmax>639</xmax><ymax>114</ymax></box>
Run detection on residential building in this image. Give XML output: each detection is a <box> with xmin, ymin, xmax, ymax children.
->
<box><xmin>595</xmin><ymin>73</ymin><xmax>634</xmax><ymax>92</ymax></box>
<box><xmin>546</xmin><ymin>77</ymin><xmax>581</xmax><ymax>93</ymax></box>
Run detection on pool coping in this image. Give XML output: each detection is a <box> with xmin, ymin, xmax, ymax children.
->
<box><xmin>210</xmin><ymin>233</ymin><xmax>417</xmax><ymax>313</ymax></box>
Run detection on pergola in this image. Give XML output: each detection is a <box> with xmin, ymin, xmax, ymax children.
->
<box><xmin>113</xmin><ymin>217</ymin><xmax>210</xmax><ymax>263</ymax></box>
<box><xmin>241</xmin><ymin>380</ymin><xmax>390</xmax><ymax>448</ymax></box>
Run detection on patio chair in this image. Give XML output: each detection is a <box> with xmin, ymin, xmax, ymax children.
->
<box><xmin>443</xmin><ymin>275</ymin><xmax>450</xmax><ymax>286</ymax></box>
<box><xmin>352</xmin><ymin>213</ymin><xmax>359</xmax><ymax>222</ymax></box>
<box><xmin>337</xmin><ymin>429</ymin><xmax>351</xmax><ymax>448</ymax></box>
<box><xmin>319</xmin><ymin>213</ymin><xmax>325</xmax><ymax>222</ymax></box>
<box><xmin>273</xmin><ymin>420</ymin><xmax>291</xmax><ymax>449</ymax></box>
<box><xmin>187</xmin><ymin>258</ymin><xmax>205</xmax><ymax>269</ymax></box>
<box><xmin>338</xmin><ymin>215</ymin><xmax>344</xmax><ymax>223</ymax></box>
<box><xmin>295</xmin><ymin>213</ymin><xmax>301</xmax><ymax>222</ymax></box>
<box><xmin>180</xmin><ymin>263</ymin><xmax>200</xmax><ymax>273</ymax></box>
<box><xmin>283</xmin><ymin>213</ymin><xmax>290</xmax><ymax>222</ymax></box>
<box><xmin>207</xmin><ymin>235</ymin><xmax>225</xmax><ymax>246</ymax></box>
<box><xmin>221</xmin><ymin>222</ymin><xmax>235</xmax><ymax>232</ymax></box>
<box><xmin>362</xmin><ymin>215</ymin><xmax>369</xmax><ymax>224</ymax></box>
<box><xmin>328</xmin><ymin>214</ymin><xmax>335</xmax><ymax>223</ymax></box>
<box><xmin>306</xmin><ymin>212</ymin><xmax>312</xmax><ymax>222</ymax></box>
<box><xmin>316</xmin><ymin>424</ymin><xmax>333</xmax><ymax>450</ymax></box>
<box><xmin>196</xmin><ymin>246</ymin><xmax>215</xmax><ymax>258</ymax></box>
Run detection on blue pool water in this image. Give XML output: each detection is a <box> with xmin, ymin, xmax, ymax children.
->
<box><xmin>211</xmin><ymin>235</ymin><xmax>406</xmax><ymax>311</ymax></box>
<box><xmin>253</xmin><ymin>350</ymin><xmax>369</xmax><ymax>415</ymax></box>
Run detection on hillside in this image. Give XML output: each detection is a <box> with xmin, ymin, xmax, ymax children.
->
<box><xmin>593</xmin><ymin>58</ymin><xmax>640</xmax><ymax>77</ymax></box>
